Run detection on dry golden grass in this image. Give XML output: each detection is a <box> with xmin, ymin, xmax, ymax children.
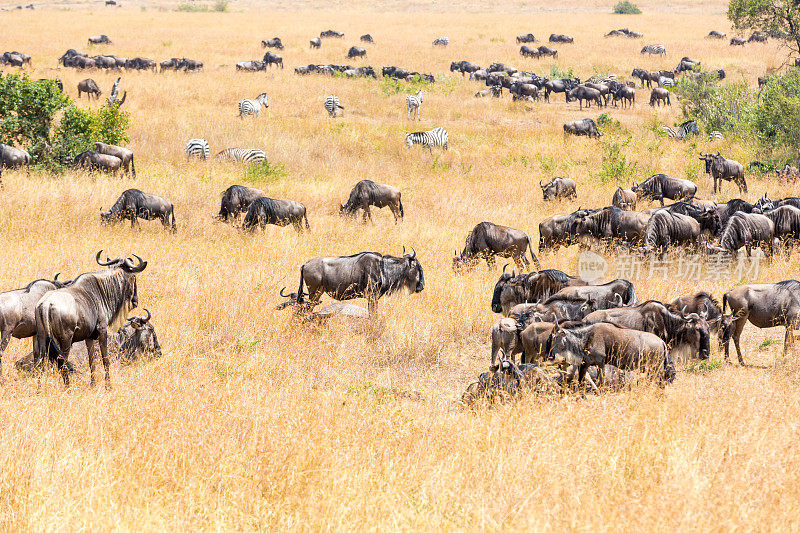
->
<box><xmin>1</xmin><ymin>0</ymin><xmax>800</xmax><ymax>529</ymax></box>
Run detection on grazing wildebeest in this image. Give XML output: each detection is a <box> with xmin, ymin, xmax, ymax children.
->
<box><xmin>708</xmin><ymin>30</ymin><xmax>726</xmax><ymax>39</ymax></box>
<box><xmin>642</xmin><ymin>211</ymin><xmax>702</xmax><ymax>256</ymax></box>
<box><xmin>491</xmin><ymin>267</ymin><xmax>587</xmax><ymax>315</ymax></box>
<box><xmin>707</xmin><ymin>212</ymin><xmax>776</xmax><ymax>257</ymax></box>
<box><xmin>490</xmin><ymin>318</ymin><xmax>553</xmax><ymax>366</ymax></box>
<box><xmin>283</xmin><ymin>248</ymin><xmax>424</xmax><ymax>315</ymax></box>
<box><xmin>237</xmin><ymin>60</ymin><xmax>266</xmax><ymax>72</ymax></box>
<box><xmin>262</xmin><ymin>51</ymin><xmax>283</xmax><ymax>68</ymax></box>
<box><xmin>699</xmin><ymin>152</ymin><xmax>747</xmax><ymax>193</ymax></box>
<box><xmin>632</xmin><ymin>174</ymin><xmax>696</xmax><ymax>206</ymax></box>
<box><xmin>713</xmin><ymin>198</ymin><xmax>754</xmax><ymax>233</ymax></box>
<box><xmin>216</xmin><ymin>185</ymin><xmax>264</xmax><ymax>223</ymax></box>
<box><xmin>320</xmin><ymin>30</ymin><xmax>344</xmax><ymax>38</ymax></box>
<box><xmin>0</xmin><ymin>275</ymin><xmax>67</xmax><ymax>381</ymax></box>
<box><xmin>723</xmin><ymin>281</ymin><xmax>800</xmax><ymax>364</ymax></box>
<box><xmin>563</xmin><ymin>118</ymin><xmax>601</xmax><ymax>137</ymax></box>
<box><xmin>584</xmin><ymin>301</ymin><xmax>710</xmax><ymax>360</ymax></box>
<box><xmin>549</xmin><ymin>34</ymin><xmax>573</xmax><ymax>43</ymax></box>
<box><xmin>612</xmin><ymin>187</ymin><xmax>637</xmax><ymax>210</ymax></box>
<box><xmin>101</xmin><ymin>189</ymin><xmax>177</xmax><ymax>232</ymax></box>
<box><xmin>546</xmin><ymin>278</ymin><xmax>638</xmax><ymax>309</ymax></box>
<box><xmin>757</xmin><ymin>205</ymin><xmax>800</xmax><ymax>248</ymax></box>
<box><xmin>538</xmin><ymin>208</ymin><xmax>596</xmax><ymax>251</ymax></box>
<box><xmin>94</xmin><ymin>141</ymin><xmax>135</xmax><ymax>177</ymax></box>
<box><xmin>360</xmin><ymin>34</ymin><xmax>374</xmax><ymax>43</ymax></box>
<box><xmin>748</xmin><ymin>31</ymin><xmax>768</xmax><ymax>42</ymax></box>
<box><xmin>340</xmin><ymin>180</ymin><xmax>403</xmax><ymax>223</ymax></box>
<box><xmin>126</xmin><ymin>57</ymin><xmax>157</xmax><ymax>70</ymax></box>
<box><xmin>34</xmin><ymin>252</ymin><xmax>147</xmax><ymax>387</ymax></box>
<box><xmin>475</xmin><ymin>85</ymin><xmax>503</xmax><ymax>98</ymax></box>
<box><xmin>72</xmin><ymin>150</ymin><xmax>122</xmax><ymax>175</ymax></box>
<box><xmin>540</xmin><ymin>177</ymin><xmax>577</xmax><ymax>201</ymax></box>
<box><xmin>88</xmin><ymin>35</ymin><xmax>112</xmax><ymax>44</ymax></box>
<box><xmin>453</xmin><ymin>222</ymin><xmax>540</xmax><ymax>272</ymax></box>
<box><xmin>519</xmin><ymin>45</ymin><xmax>539</xmax><ymax>58</ymax></box>
<box><xmin>77</xmin><ymin>78</ymin><xmax>102</xmax><ymax>99</ymax></box>
<box><xmin>261</xmin><ymin>37</ymin><xmax>284</xmax><ymax>49</ymax></box>
<box><xmin>649</xmin><ymin>87</ymin><xmax>670</xmax><ymax>106</ymax></box>
<box><xmin>566</xmin><ymin>85</ymin><xmax>604</xmax><ymax>109</ymax></box>
<box><xmin>0</xmin><ymin>143</ymin><xmax>31</xmax><ymax>172</ymax></box>
<box><xmin>535</xmin><ymin>45</ymin><xmax>558</xmax><ymax>58</ymax></box>
<box><xmin>347</xmin><ymin>46</ymin><xmax>367</xmax><ymax>59</ymax></box>
<box><xmin>612</xmin><ymin>85</ymin><xmax>635</xmax><ymax>108</ymax></box>
<box><xmin>570</xmin><ymin>206</ymin><xmax>651</xmax><ymax>244</ymax></box>
<box><xmin>550</xmin><ymin>322</ymin><xmax>675</xmax><ymax>386</ymax></box>
<box><xmin>241</xmin><ymin>197</ymin><xmax>310</xmax><ymax>233</ymax></box>
<box><xmin>516</xmin><ymin>33</ymin><xmax>536</xmax><ymax>43</ymax></box>
<box><xmin>310</xmin><ymin>37</ymin><xmax>321</xmax><ymax>48</ymax></box>
<box><xmin>730</xmin><ymin>37</ymin><xmax>747</xmax><ymax>46</ymax></box>
<box><xmin>544</xmin><ymin>78</ymin><xmax>579</xmax><ymax>102</ymax></box>
<box><xmin>671</xmin><ymin>291</ymin><xmax>730</xmax><ymax>345</ymax></box>
<box><xmin>450</xmin><ymin>60</ymin><xmax>480</xmax><ymax>76</ymax></box>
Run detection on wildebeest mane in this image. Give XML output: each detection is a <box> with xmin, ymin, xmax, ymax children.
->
<box><xmin>70</xmin><ymin>269</ymin><xmax>136</xmax><ymax>330</ymax></box>
<box><xmin>343</xmin><ymin>180</ymin><xmax>379</xmax><ymax>213</ymax></box>
<box><xmin>775</xmin><ymin>279</ymin><xmax>800</xmax><ymax>291</ymax></box>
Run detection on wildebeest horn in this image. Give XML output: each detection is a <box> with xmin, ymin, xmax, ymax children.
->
<box><xmin>502</xmin><ymin>263</ymin><xmax>510</xmax><ymax>274</ymax></box>
<box><xmin>280</xmin><ymin>287</ymin><xmax>290</xmax><ymax>297</ymax></box>
<box><xmin>123</xmin><ymin>254</ymin><xmax>147</xmax><ymax>273</ymax></box>
<box><xmin>409</xmin><ymin>246</ymin><xmax>416</xmax><ymax>259</ymax></box>
<box><xmin>540</xmin><ymin>179</ymin><xmax>545</xmax><ymax>188</ymax></box>
<box><xmin>141</xmin><ymin>308</ymin><xmax>151</xmax><ymax>323</ymax></box>
<box><xmin>681</xmin><ymin>305</ymin><xmax>688</xmax><ymax>318</ymax></box>
<box><xmin>53</xmin><ymin>273</ymin><xmax>60</xmax><ymax>281</ymax></box>
<box><xmin>95</xmin><ymin>250</ymin><xmax>119</xmax><ymax>266</ymax></box>
<box><xmin>614</xmin><ymin>293</ymin><xmax>623</xmax><ymax>306</ymax></box>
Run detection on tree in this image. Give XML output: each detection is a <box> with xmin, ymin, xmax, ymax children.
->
<box><xmin>728</xmin><ymin>0</ymin><xmax>800</xmax><ymax>57</ymax></box>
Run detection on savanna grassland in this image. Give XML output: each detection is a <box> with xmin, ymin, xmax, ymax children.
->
<box><xmin>2</xmin><ymin>0</ymin><xmax>800</xmax><ymax>529</ymax></box>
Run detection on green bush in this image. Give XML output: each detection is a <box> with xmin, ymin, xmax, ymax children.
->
<box><xmin>549</xmin><ymin>65</ymin><xmax>574</xmax><ymax>80</ymax></box>
<box><xmin>243</xmin><ymin>160</ymin><xmax>288</xmax><ymax>184</ymax></box>
<box><xmin>613</xmin><ymin>0</ymin><xmax>641</xmax><ymax>14</ymax></box>
<box><xmin>380</xmin><ymin>75</ymin><xmax>433</xmax><ymax>96</ymax></box>
<box><xmin>212</xmin><ymin>0</ymin><xmax>228</xmax><ymax>11</ymax></box>
<box><xmin>751</xmin><ymin>70</ymin><xmax>800</xmax><ymax>161</ymax></box>
<box><xmin>596</xmin><ymin>134</ymin><xmax>637</xmax><ymax>183</ymax></box>
<box><xmin>673</xmin><ymin>72</ymin><xmax>753</xmax><ymax>133</ymax></box>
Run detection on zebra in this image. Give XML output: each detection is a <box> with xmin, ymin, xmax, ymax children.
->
<box><xmin>658</xmin><ymin>76</ymin><xmax>674</xmax><ymax>87</ymax></box>
<box><xmin>185</xmin><ymin>138</ymin><xmax>210</xmax><ymax>160</ymax></box>
<box><xmin>641</xmin><ymin>44</ymin><xmax>666</xmax><ymax>56</ymax></box>
<box><xmin>432</xmin><ymin>37</ymin><xmax>449</xmax><ymax>46</ymax></box>
<box><xmin>708</xmin><ymin>131</ymin><xmax>724</xmax><ymax>141</ymax></box>
<box><xmin>658</xmin><ymin>120</ymin><xmax>698</xmax><ymax>140</ymax></box>
<box><xmin>406</xmin><ymin>90</ymin><xmax>423</xmax><ymax>119</ymax></box>
<box><xmin>324</xmin><ymin>95</ymin><xmax>344</xmax><ymax>117</ymax></box>
<box><xmin>216</xmin><ymin>148</ymin><xmax>267</xmax><ymax>164</ymax></box>
<box><xmin>238</xmin><ymin>93</ymin><xmax>269</xmax><ymax>118</ymax></box>
<box><xmin>405</xmin><ymin>126</ymin><xmax>448</xmax><ymax>152</ymax></box>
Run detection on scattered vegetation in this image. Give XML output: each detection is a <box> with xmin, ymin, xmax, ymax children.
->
<box><xmin>596</xmin><ymin>133</ymin><xmax>637</xmax><ymax>183</ymax></box>
<box><xmin>380</xmin><ymin>75</ymin><xmax>434</xmax><ymax>96</ymax></box>
<box><xmin>176</xmin><ymin>0</ymin><xmax>228</xmax><ymax>12</ymax></box>
<box><xmin>243</xmin><ymin>160</ymin><xmax>288</xmax><ymax>184</ymax></box>
<box><xmin>728</xmin><ymin>0</ymin><xmax>800</xmax><ymax>54</ymax></box>
<box><xmin>613</xmin><ymin>0</ymin><xmax>641</xmax><ymax>14</ymax></box>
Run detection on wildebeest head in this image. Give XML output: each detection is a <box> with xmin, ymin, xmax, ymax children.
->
<box><xmin>392</xmin><ymin>246</ymin><xmax>424</xmax><ymax>293</ymax></box>
<box><xmin>115</xmin><ymin>308</ymin><xmax>162</xmax><ymax>362</ymax></box>
<box><xmin>698</xmin><ymin>151</ymin><xmax>716</xmax><ymax>173</ymax></box>
<box><xmin>549</xmin><ymin>323</ymin><xmax>584</xmax><ymax>366</ymax></box>
<box><xmin>676</xmin><ymin>306</ymin><xmax>711</xmax><ymax>360</ymax></box>
<box><xmin>276</xmin><ymin>286</ymin><xmax>306</xmax><ymax>310</ymax></box>
<box><xmin>95</xmin><ymin>250</ymin><xmax>147</xmax><ymax>310</ymax></box>
<box><xmin>490</xmin><ymin>264</ymin><xmax>516</xmax><ymax>313</ymax></box>
<box><xmin>540</xmin><ymin>178</ymin><xmax>558</xmax><ymax>200</ymax></box>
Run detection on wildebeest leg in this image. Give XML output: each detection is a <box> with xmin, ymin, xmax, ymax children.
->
<box><xmin>731</xmin><ymin>314</ymin><xmax>748</xmax><ymax>365</ymax></box>
<box><xmin>57</xmin><ymin>335</ymin><xmax>73</xmax><ymax>387</ymax></box>
<box><xmin>98</xmin><ymin>328</ymin><xmax>112</xmax><ymax>389</ymax></box>
<box><xmin>85</xmin><ymin>338</ymin><xmax>97</xmax><ymax>386</ymax></box>
<box><xmin>0</xmin><ymin>330</ymin><xmax>11</xmax><ymax>382</ymax></box>
<box><xmin>783</xmin><ymin>325</ymin><xmax>794</xmax><ymax>358</ymax></box>
<box><xmin>367</xmin><ymin>297</ymin><xmax>378</xmax><ymax>316</ymax></box>
<box><xmin>486</xmin><ymin>255</ymin><xmax>496</xmax><ymax>269</ymax></box>
<box><xmin>364</xmin><ymin>205</ymin><xmax>372</xmax><ymax>223</ymax></box>
<box><xmin>577</xmin><ymin>363</ymin><xmax>588</xmax><ymax>388</ymax></box>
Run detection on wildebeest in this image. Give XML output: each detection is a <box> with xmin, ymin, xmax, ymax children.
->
<box><xmin>550</xmin><ymin>322</ymin><xmax>674</xmax><ymax>386</ymax></box>
<box><xmin>757</xmin><ymin>205</ymin><xmax>800</xmax><ymax>248</ymax></box>
<box><xmin>570</xmin><ymin>206</ymin><xmax>651</xmax><ymax>244</ymax></box>
<box><xmin>671</xmin><ymin>291</ymin><xmax>730</xmax><ymax>344</ymax></box>
<box><xmin>126</xmin><ymin>57</ymin><xmax>157</xmax><ymax>70</ymax></box>
<box><xmin>777</xmin><ymin>164</ymin><xmax>800</xmax><ymax>183</ymax></box>
<box><xmin>708</xmin><ymin>30</ymin><xmax>726</xmax><ymax>38</ymax></box>
<box><xmin>707</xmin><ymin>212</ymin><xmax>775</xmax><ymax>257</ymax></box>
<box><xmin>340</xmin><ymin>180</ymin><xmax>403</xmax><ymax>223</ymax></box>
<box><xmin>642</xmin><ymin>211</ymin><xmax>702</xmax><ymax>256</ymax></box>
<box><xmin>535</xmin><ymin>45</ymin><xmax>558</xmax><ymax>58</ymax></box>
<box><xmin>748</xmin><ymin>31</ymin><xmax>768</xmax><ymax>43</ymax></box>
<box><xmin>563</xmin><ymin>118</ymin><xmax>601</xmax><ymax>137</ymax></box>
<box><xmin>0</xmin><ymin>143</ymin><xmax>31</xmax><ymax>172</ymax></box>
<box><xmin>347</xmin><ymin>46</ymin><xmax>366</xmax><ymax>59</ymax></box>
<box><xmin>215</xmin><ymin>185</ymin><xmax>264</xmax><ymax>223</ymax></box>
<box><xmin>1</xmin><ymin>51</ymin><xmax>30</xmax><ymax>67</ymax></box>
<box><xmin>262</xmin><ymin>51</ymin><xmax>283</xmax><ymax>68</ymax></box>
<box><xmin>310</xmin><ymin>37</ymin><xmax>321</xmax><ymax>48</ymax></box>
<box><xmin>110</xmin><ymin>308</ymin><xmax>161</xmax><ymax>363</ymax></box>
<box><xmin>241</xmin><ymin>197</ymin><xmax>310</xmax><ymax>233</ymax></box>
<box><xmin>34</xmin><ymin>252</ymin><xmax>147</xmax><ymax>387</ymax></box>
<box><xmin>475</xmin><ymin>85</ymin><xmax>502</xmax><ymax>98</ymax></box>
<box><xmin>320</xmin><ymin>30</ymin><xmax>344</xmax><ymax>38</ymax></box>
<box><xmin>94</xmin><ymin>141</ymin><xmax>135</xmax><ymax>177</ymax></box>
<box><xmin>516</xmin><ymin>33</ymin><xmax>536</xmax><ymax>43</ymax></box>
<box><xmin>723</xmin><ymin>280</ymin><xmax>800</xmax><ymax>364</ymax></box>
<box><xmin>546</xmin><ymin>278</ymin><xmax>638</xmax><ymax>309</ymax></box>
<box><xmin>72</xmin><ymin>150</ymin><xmax>122</xmax><ymax>175</ymax></box>
<box><xmin>544</xmin><ymin>78</ymin><xmax>579</xmax><ymax>102</ymax></box>
<box><xmin>632</xmin><ymin>174</ymin><xmax>697</xmax><ymax>206</ymax></box>
<box><xmin>450</xmin><ymin>60</ymin><xmax>480</xmax><ymax>76</ymax></box>
<box><xmin>236</xmin><ymin>60</ymin><xmax>266</xmax><ymax>72</ymax></box>
<box><xmin>540</xmin><ymin>177</ymin><xmax>577</xmax><ymax>201</ymax></box>
<box><xmin>699</xmin><ymin>152</ymin><xmax>747</xmax><ymax>193</ymax></box>
<box><xmin>77</xmin><ymin>78</ymin><xmax>102</xmax><ymax>99</ymax></box>
<box><xmin>649</xmin><ymin>87</ymin><xmax>670</xmax><ymax>106</ymax></box>
<box><xmin>730</xmin><ymin>37</ymin><xmax>747</xmax><ymax>46</ymax></box>
<box><xmin>88</xmin><ymin>35</ymin><xmax>112</xmax><ymax>44</ymax></box>
<box><xmin>519</xmin><ymin>45</ymin><xmax>540</xmax><ymax>58</ymax></box>
<box><xmin>612</xmin><ymin>187</ymin><xmax>637</xmax><ymax>210</ymax></box>
<box><xmin>549</xmin><ymin>34</ymin><xmax>573</xmax><ymax>43</ymax></box>
<box><xmin>490</xmin><ymin>318</ymin><xmax>554</xmax><ymax>366</ymax></box>
<box><xmin>360</xmin><ymin>34</ymin><xmax>374</xmax><ymax>43</ymax></box>
<box><xmin>491</xmin><ymin>268</ymin><xmax>587</xmax><ymax>315</ymax></box>
<box><xmin>101</xmin><ymin>189</ymin><xmax>177</xmax><ymax>232</ymax></box>
<box><xmin>432</xmin><ymin>37</ymin><xmax>449</xmax><ymax>46</ymax></box>
<box><xmin>453</xmin><ymin>222</ymin><xmax>540</xmax><ymax>272</ymax></box>
<box><xmin>566</xmin><ymin>85</ymin><xmax>604</xmax><ymax>109</ymax></box>
<box><xmin>538</xmin><ymin>208</ymin><xmax>596</xmax><ymax>251</ymax></box>
<box><xmin>261</xmin><ymin>37</ymin><xmax>284</xmax><ymax>49</ymax></box>
<box><xmin>612</xmin><ymin>85</ymin><xmax>635</xmax><ymax>108</ymax></box>
<box><xmin>282</xmin><ymin>249</ymin><xmax>424</xmax><ymax>314</ymax></box>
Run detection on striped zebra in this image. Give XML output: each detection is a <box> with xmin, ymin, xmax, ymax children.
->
<box><xmin>185</xmin><ymin>138</ymin><xmax>209</xmax><ymax>160</ymax></box>
<box><xmin>432</xmin><ymin>37</ymin><xmax>449</xmax><ymax>46</ymax></box>
<box><xmin>406</xmin><ymin>90</ymin><xmax>423</xmax><ymax>119</ymax></box>
<box><xmin>640</xmin><ymin>44</ymin><xmax>666</xmax><ymax>56</ymax></box>
<box><xmin>658</xmin><ymin>120</ymin><xmax>698</xmax><ymax>140</ymax></box>
<box><xmin>708</xmin><ymin>131</ymin><xmax>724</xmax><ymax>141</ymax></box>
<box><xmin>405</xmin><ymin>126</ymin><xmax>448</xmax><ymax>152</ymax></box>
<box><xmin>324</xmin><ymin>95</ymin><xmax>344</xmax><ymax>117</ymax></box>
<box><xmin>238</xmin><ymin>93</ymin><xmax>269</xmax><ymax>118</ymax></box>
<box><xmin>658</xmin><ymin>76</ymin><xmax>675</xmax><ymax>87</ymax></box>
<box><xmin>216</xmin><ymin>148</ymin><xmax>267</xmax><ymax>164</ymax></box>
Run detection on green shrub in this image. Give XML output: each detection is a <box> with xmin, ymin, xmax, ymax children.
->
<box><xmin>673</xmin><ymin>73</ymin><xmax>753</xmax><ymax>133</ymax></box>
<box><xmin>212</xmin><ymin>0</ymin><xmax>228</xmax><ymax>11</ymax></box>
<box><xmin>613</xmin><ymin>0</ymin><xmax>641</xmax><ymax>14</ymax></box>
<box><xmin>380</xmin><ymin>75</ymin><xmax>433</xmax><ymax>96</ymax></box>
<box><xmin>596</xmin><ymin>134</ymin><xmax>637</xmax><ymax>183</ymax></box>
<box><xmin>549</xmin><ymin>65</ymin><xmax>574</xmax><ymax>80</ymax></box>
<box><xmin>243</xmin><ymin>160</ymin><xmax>288</xmax><ymax>184</ymax></box>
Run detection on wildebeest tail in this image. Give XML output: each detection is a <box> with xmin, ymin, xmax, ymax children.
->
<box><xmin>170</xmin><ymin>205</ymin><xmax>177</xmax><ymax>232</ymax></box>
<box><xmin>528</xmin><ymin>240</ymin><xmax>541</xmax><ymax>271</ymax></box>
<box><xmin>297</xmin><ymin>266</ymin><xmax>306</xmax><ymax>303</ymax></box>
<box><xmin>130</xmin><ymin>154</ymin><xmax>136</xmax><ymax>177</ymax></box>
<box><xmin>304</xmin><ymin>210</ymin><xmax>311</xmax><ymax>231</ymax></box>
<box><xmin>398</xmin><ymin>197</ymin><xmax>404</xmax><ymax>218</ymax></box>
<box><xmin>35</xmin><ymin>303</ymin><xmax>62</xmax><ymax>365</ymax></box>
<box><xmin>722</xmin><ymin>293</ymin><xmax>728</xmax><ymax>315</ymax></box>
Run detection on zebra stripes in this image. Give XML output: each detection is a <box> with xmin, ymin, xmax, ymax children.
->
<box><xmin>405</xmin><ymin>126</ymin><xmax>448</xmax><ymax>152</ymax></box>
<box><xmin>658</xmin><ymin>120</ymin><xmax>698</xmax><ymax>140</ymax></box>
<box><xmin>658</xmin><ymin>76</ymin><xmax>675</xmax><ymax>87</ymax></box>
<box><xmin>406</xmin><ymin>90</ymin><xmax>423</xmax><ymax>119</ymax></box>
<box><xmin>238</xmin><ymin>93</ymin><xmax>269</xmax><ymax>118</ymax></box>
<box><xmin>641</xmin><ymin>44</ymin><xmax>666</xmax><ymax>56</ymax></box>
<box><xmin>324</xmin><ymin>95</ymin><xmax>344</xmax><ymax>117</ymax></box>
<box><xmin>185</xmin><ymin>138</ymin><xmax>210</xmax><ymax>160</ymax></box>
<box><xmin>217</xmin><ymin>148</ymin><xmax>267</xmax><ymax>164</ymax></box>
<box><xmin>709</xmin><ymin>131</ymin><xmax>724</xmax><ymax>141</ymax></box>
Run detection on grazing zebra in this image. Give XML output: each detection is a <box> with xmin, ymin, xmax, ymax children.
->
<box><xmin>432</xmin><ymin>37</ymin><xmax>449</xmax><ymax>46</ymax></box>
<box><xmin>217</xmin><ymin>148</ymin><xmax>267</xmax><ymax>164</ymax></box>
<box><xmin>658</xmin><ymin>76</ymin><xmax>674</xmax><ymax>87</ymax></box>
<box><xmin>406</xmin><ymin>90</ymin><xmax>423</xmax><ymax>119</ymax></box>
<box><xmin>405</xmin><ymin>126</ymin><xmax>448</xmax><ymax>152</ymax></box>
<box><xmin>709</xmin><ymin>131</ymin><xmax>724</xmax><ymax>141</ymax></box>
<box><xmin>238</xmin><ymin>93</ymin><xmax>269</xmax><ymax>118</ymax></box>
<box><xmin>324</xmin><ymin>95</ymin><xmax>344</xmax><ymax>117</ymax></box>
<box><xmin>641</xmin><ymin>44</ymin><xmax>666</xmax><ymax>56</ymax></box>
<box><xmin>658</xmin><ymin>120</ymin><xmax>698</xmax><ymax>140</ymax></box>
<box><xmin>185</xmin><ymin>138</ymin><xmax>210</xmax><ymax>160</ymax></box>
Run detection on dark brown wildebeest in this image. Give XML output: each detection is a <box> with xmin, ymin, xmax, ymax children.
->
<box><xmin>241</xmin><ymin>197</ymin><xmax>310</xmax><ymax>233</ymax></box>
<box><xmin>77</xmin><ymin>78</ymin><xmax>102</xmax><ymax>99</ymax></box>
<box><xmin>320</xmin><ymin>30</ymin><xmax>344</xmax><ymax>38</ymax></box>
<box><xmin>550</xmin><ymin>322</ymin><xmax>675</xmax><ymax>386</ymax></box>
<box><xmin>360</xmin><ymin>34</ymin><xmax>374</xmax><ymax>43</ymax></box>
<box><xmin>642</xmin><ymin>211</ymin><xmax>702</xmax><ymax>256</ymax></box>
<box><xmin>632</xmin><ymin>173</ymin><xmax>697</xmax><ymax>206</ymax></box>
<box><xmin>631</xmin><ymin>68</ymin><xmax>659</xmax><ymax>88</ymax></box>
<box><xmin>566</xmin><ymin>86</ymin><xmax>603</xmax><ymax>109</ymax></box>
<box><xmin>540</xmin><ymin>177</ymin><xmax>577</xmax><ymax>201</ymax></box>
<box><xmin>699</xmin><ymin>152</ymin><xmax>747</xmax><ymax>193</ymax></box>
<box><xmin>563</xmin><ymin>118</ymin><xmax>601</xmax><ymax>137</ymax></box>
<box><xmin>491</xmin><ymin>319</ymin><xmax>557</xmax><ymax>366</ymax></box>
<box><xmin>475</xmin><ymin>85</ymin><xmax>503</xmax><ymax>98</ymax></box>
<box><xmin>777</xmin><ymin>164</ymin><xmax>800</xmax><ymax>183</ymax></box>
<box><xmin>72</xmin><ymin>150</ymin><xmax>122</xmax><ymax>175</ymax></box>
<box><xmin>730</xmin><ymin>37</ymin><xmax>747</xmax><ymax>46</ymax></box>
<box><xmin>584</xmin><ymin>300</ymin><xmax>711</xmax><ymax>360</ymax></box>
<box><xmin>757</xmin><ymin>205</ymin><xmax>800</xmax><ymax>248</ymax></box>
<box><xmin>538</xmin><ymin>208</ymin><xmax>597</xmax><ymax>252</ymax></box>
<box><xmin>262</xmin><ymin>51</ymin><xmax>283</xmax><ymax>69</ymax></box>
<box><xmin>0</xmin><ymin>143</ymin><xmax>31</xmax><ymax>172</ymax></box>
<box><xmin>452</xmin><ymin>222</ymin><xmax>540</xmax><ymax>272</ymax></box>
<box><xmin>545</xmin><ymin>278</ymin><xmax>638</xmax><ymax>309</ymax></box>
<box><xmin>707</xmin><ymin>212</ymin><xmax>776</xmax><ymax>257</ymax></box>
<box><xmin>708</xmin><ymin>30</ymin><xmax>726</xmax><ymax>39</ymax></box>
<box><xmin>347</xmin><ymin>46</ymin><xmax>366</xmax><ymax>59</ymax></box>
<box><xmin>450</xmin><ymin>60</ymin><xmax>480</xmax><ymax>76</ymax></box>
<box><xmin>516</xmin><ymin>33</ymin><xmax>536</xmax><ymax>43</ymax></box>
<box><xmin>712</xmin><ymin>198</ymin><xmax>754</xmax><ymax>233</ymax></box>
<box><xmin>88</xmin><ymin>35</ymin><xmax>112</xmax><ymax>44</ymax></box>
<box><xmin>612</xmin><ymin>187</ymin><xmax>637</xmax><ymax>210</ymax></box>
<box><xmin>536</xmin><ymin>45</ymin><xmax>558</xmax><ymax>58</ymax></box>
<box><xmin>649</xmin><ymin>87</ymin><xmax>670</xmax><ymax>106</ymax></box>
<box><xmin>570</xmin><ymin>206</ymin><xmax>651</xmax><ymax>245</ymax></box>
<box><xmin>261</xmin><ymin>37</ymin><xmax>284</xmax><ymax>49</ymax></box>
<box><xmin>216</xmin><ymin>185</ymin><xmax>264</xmax><ymax>223</ymax></box>
<box><xmin>671</xmin><ymin>291</ymin><xmax>731</xmax><ymax>345</ymax></box>
<box><xmin>612</xmin><ymin>85</ymin><xmax>635</xmax><ymax>108</ymax></box>
<box><xmin>126</xmin><ymin>57</ymin><xmax>157</xmax><ymax>70</ymax></box>
<box><xmin>280</xmin><ymin>249</ymin><xmax>424</xmax><ymax>315</ymax></box>
<box><xmin>101</xmin><ymin>189</ymin><xmax>177</xmax><ymax>232</ymax></box>
<box><xmin>94</xmin><ymin>141</ymin><xmax>135</xmax><ymax>177</ymax></box>
<box><xmin>310</xmin><ymin>37</ymin><xmax>321</xmax><ymax>48</ymax></box>
<box><xmin>491</xmin><ymin>267</ymin><xmax>588</xmax><ymax>315</ymax></box>
<box><xmin>544</xmin><ymin>78</ymin><xmax>579</xmax><ymax>102</ymax></box>
<box><xmin>34</xmin><ymin>252</ymin><xmax>148</xmax><ymax>387</ymax></box>
<box><xmin>723</xmin><ymin>280</ymin><xmax>800</xmax><ymax>364</ymax></box>
<box><xmin>340</xmin><ymin>180</ymin><xmax>403</xmax><ymax>223</ymax></box>
<box><xmin>748</xmin><ymin>31</ymin><xmax>768</xmax><ymax>43</ymax></box>
<box><xmin>549</xmin><ymin>34</ymin><xmax>573</xmax><ymax>43</ymax></box>
<box><xmin>520</xmin><ymin>45</ymin><xmax>539</xmax><ymax>58</ymax></box>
